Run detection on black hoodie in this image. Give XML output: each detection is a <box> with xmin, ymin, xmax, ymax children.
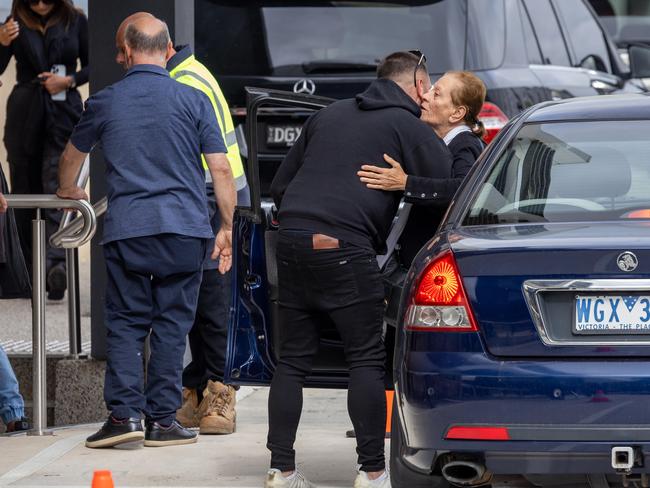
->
<box><xmin>271</xmin><ymin>79</ymin><xmax>452</xmax><ymax>254</ymax></box>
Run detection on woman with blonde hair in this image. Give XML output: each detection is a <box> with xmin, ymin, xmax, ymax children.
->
<box><xmin>0</xmin><ymin>0</ymin><xmax>88</xmax><ymax>300</ymax></box>
<box><xmin>358</xmin><ymin>70</ymin><xmax>487</xmax><ymax>264</ymax></box>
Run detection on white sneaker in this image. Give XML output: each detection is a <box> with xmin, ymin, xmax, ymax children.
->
<box><xmin>353</xmin><ymin>470</ymin><xmax>391</xmax><ymax>488</ymax></box>
<box><xmin>264</xmin><ymin>468</ymin><xmax>316</xmax><ymax>488</ymax></box>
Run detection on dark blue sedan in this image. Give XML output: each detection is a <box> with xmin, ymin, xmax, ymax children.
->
<box><xmin>226</xmin><ymin>89</ymin><xmax>650</xmax><ymax>488</ymax></box>
<box><xmin>393</xmin><ymin>93</ymin><xmax>650</xmax><ymax>487</ymax></box>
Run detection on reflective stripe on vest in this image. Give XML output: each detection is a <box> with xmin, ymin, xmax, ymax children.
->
<box><xmin>171</xmin><ymin>69</ymin><xmax>247</xmax><ymax>190</ymax></box>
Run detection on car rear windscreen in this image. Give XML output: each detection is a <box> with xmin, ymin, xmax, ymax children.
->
<box><xmin>195</xmin><ymin>0</ymin><xmax>470</xmax><ymax>76</ymax></box>
<box><xmin>463</xmin><ymin>121</ymin><xmax>650</xmax><ymax>225</ymax></box>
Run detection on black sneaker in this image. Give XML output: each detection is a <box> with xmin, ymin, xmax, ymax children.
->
<box><xmin>85</xmin><ymin>416</ymin><xmax>144</xmax><ymax>448</ymax></box>
<box><xmin>6</xmin><ymin>417</ymin><xmax>30</xmax><ymax>433</ymax></box>
<box><xmin>144</xmin><ymin>419</ymin><xmax>198</xmax><ymax>447</ymax></box>
<box><xmin>47</xmin><ymin>263</ymin><xmax>67</xmax><ymax>301</ymax></box>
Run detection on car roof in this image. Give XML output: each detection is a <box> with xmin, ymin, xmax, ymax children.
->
<box><xmin>525</xmin><ymin>94</ymin><xmax>650</xmax><ymax>123</ymax></box>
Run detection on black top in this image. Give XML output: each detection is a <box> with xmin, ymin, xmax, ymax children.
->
<box><xmin>271</xmin><ymin>79</ymin><xmax>452</xmax><ymax>254</ymax></box>
<box><xmin>399</xmin><ymin>130</ymin><xmax>484</xmax><ymax>265</ymax></box>
<box><xmin>0</xmin><ymin>12</ymin><xmax>89</xmax><ymax>86</ymax></box>
<box><xmin>0</xmin><ymin>11</ymin><xmax>88</xmax><ymax>157</ymax></box>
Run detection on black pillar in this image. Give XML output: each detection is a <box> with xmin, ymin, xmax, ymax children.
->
<box><xmin>88</xmin><ymin>0</ymin><xmax>194</xmax><ymax>359</ymax></box>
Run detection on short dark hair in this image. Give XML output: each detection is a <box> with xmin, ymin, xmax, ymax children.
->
<box><xmin>124</xmin><ymin>21</ymin><xmax>170</xmax><ymax>55</ymax></box>
<box><xmin>377</xmin><ymin>51</ymin><xmax>428</xmax><ymax>81</ymax></box>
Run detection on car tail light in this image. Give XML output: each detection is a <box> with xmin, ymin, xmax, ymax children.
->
<box><xmin>405</xmin><ymin>251</ymin><xmax>478</xmax><ymax>332</ymax></box>
<box><xmin>445</xmin><ymin>425</ymin><xmax>510</xmax><ymax>441</ymax></box>
<box><xmin>478</xmin><ymin>102</ymin><xmax>508</xmax><ymax>145</ymax></box>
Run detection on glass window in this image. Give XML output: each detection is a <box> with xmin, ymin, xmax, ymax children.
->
<box><xmin>553</xmin><ymin>0</ymin><xmax>611</xmax><ymax>72</ymax></box>
<box><xmin>466</xmin><ymin>0</ymin><xmax>506</xmax><ymax>71</ymax></box>
<box><xmin>196</xmin><ymin>0</ymin><xmax>468</xmax><ymax>77</ymax></box>
<box><xmin>519</xmin><ymin>1</ymin><xmax>543</xmax><ymax>65</ymax></box>
<box><xmin>589</xmin><ymin>0</ymin><xmax>650</xmax><ymax>45</ymax></box>
<box><xmin>522</xmin><ymin>0</ymin><xmax>571</xmax><ymax>66</ymax></box>
<box><xmin>463</xmin><ymin>121</ymin><xmax>650</xmax><ymax>225</ymax></box>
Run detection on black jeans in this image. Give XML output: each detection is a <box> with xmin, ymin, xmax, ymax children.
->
<box><xmin>267</xmin><ymin>230</ymin><xmax>386</xmax><ymax>472</ymax></box>
<box><xmin>182</xmin><ymin>268</ymin><xmax>231</xmax><ymax>391</ymax></box>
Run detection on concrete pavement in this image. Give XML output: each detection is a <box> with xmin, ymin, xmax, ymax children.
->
<box><xmin>0</xmin><ymin>388</ymin><xmax>374</xmax><ymax>488</ymax></box>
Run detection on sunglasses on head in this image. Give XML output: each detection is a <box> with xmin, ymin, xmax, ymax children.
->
<box><xmin>25</xmin><ymin>0</ymin><xmax>55</xmax><ymax>5</ymax></box>
<box><xmin>408</xmin><ymin>49</ymin><xmax>426</xmax><ymax>88</ymax></box>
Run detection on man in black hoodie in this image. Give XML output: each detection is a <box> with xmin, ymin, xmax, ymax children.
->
<box><xmin>265</xmin><ymin>52</ymin><xmax>451</xmax><ymax>488</ymax></box>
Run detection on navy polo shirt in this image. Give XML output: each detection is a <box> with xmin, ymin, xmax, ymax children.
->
<box><xmin>70</xmin><ymin>64</ymin><xmax>226</xmax><ymax>244</ymax></box>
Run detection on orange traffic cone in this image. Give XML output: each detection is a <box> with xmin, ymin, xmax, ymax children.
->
<box><xmin>91</xmin><ymin>470</ymin><xmax>114</xmax><ymax>488</ymax></box>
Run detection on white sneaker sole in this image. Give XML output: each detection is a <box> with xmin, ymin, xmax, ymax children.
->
<box><xmin>143</xmin><ymin>436</ymin><xmax>198</xmax><ymax>447</ymax></box>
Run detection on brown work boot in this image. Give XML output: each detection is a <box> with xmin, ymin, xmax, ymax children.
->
<box><xmin>198</xmin><ymin>380</ymin><xmax>236</xmax><ymax>434</ymax></box>
<box><xmin>176</xmin><ymin>388</ymin><xmax>200</xmax><ymax>428</ymax></box>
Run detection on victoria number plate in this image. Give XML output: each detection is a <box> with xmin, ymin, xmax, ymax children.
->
<box><xmin>266</xmin><ymin>124</ymin><xmax>302</xmax><ymax>147</ymax></box>
<box><xmin>574</xmin><ymin>295</ymin><xmax>650</xmax><ymax>334</ymax></box>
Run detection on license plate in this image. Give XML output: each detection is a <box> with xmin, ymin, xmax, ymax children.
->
<box><xmin>266</xmin><ymin>124</ymin><xmax>302</xmax><ymax>147</ymax></box>
<box><xmin>574</xmin><ymin>295</ymin><xmax>650</xmax><ymax>334</ymax></box>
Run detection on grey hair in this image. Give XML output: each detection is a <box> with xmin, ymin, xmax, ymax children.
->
<box><xmin>124</xmin><ymin>20</ymin><xmax>170</xmax><ymax>55</ymax></box>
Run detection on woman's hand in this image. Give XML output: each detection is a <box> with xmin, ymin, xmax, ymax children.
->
<box><xmin>39</xmin><ymin>72</ymin><xmax>72</xmax><ymax>95</ymax></box>
<box><xmin>0</xmin><ymin>17</ymin><xmax>19</xmax><ymax>47</ymax></box>
<box><xmin>357</xmin><ymin>153</ymin><xmax>408</xmax><ymax>191</ymax></box>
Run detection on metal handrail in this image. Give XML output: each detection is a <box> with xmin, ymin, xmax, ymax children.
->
<box><xmin>51</xmin><ymin>196</ymin><xmax>107</xmax><ymax>247</ymax></box>
<box><xmin>8</xmin><ymin>195</ymin><xmax>97</xmax><ymax>248</ymax></box>
<box><xmin>4</xmin><ymin>194</ymin><xmax>97</xmax><ymax>436</ymax></box>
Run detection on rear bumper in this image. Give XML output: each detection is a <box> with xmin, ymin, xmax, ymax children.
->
<box><xmin>398</xmin><ymin>350</ymin><xmax>650</xmax><ymax>474</ymax></box>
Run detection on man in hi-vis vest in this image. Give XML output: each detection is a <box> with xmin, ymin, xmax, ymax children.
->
<box><xmin>115</xmin><ymin>12</ymin><xmax>249</xmax><ymax>436</ymax></box>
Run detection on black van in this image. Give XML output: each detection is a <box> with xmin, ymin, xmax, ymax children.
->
<box><xmin>196</xmin><ymin>0</ymin><xmax>648</xmax><ymax>195</ymax></box>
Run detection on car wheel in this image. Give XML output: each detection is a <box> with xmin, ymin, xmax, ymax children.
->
<box><xmin>390</xmin><ymin>397</ymin><xmax>449</xmax><ymax>488</ymax></box>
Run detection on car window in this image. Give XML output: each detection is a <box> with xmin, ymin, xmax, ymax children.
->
<box><xmin>522</xmin><ymin>0</ymin><xmax>571</xmax><ymax>66</ymax></box>
<box><xmin>519</xmin><ymin>1</ymin><xmax>543</xmax><ymax>65</ymax></box>
<box><xmin>590</xmin><ymin>0</ymin><xmax>650</xmax><ymax>45</ymax></box>
<box><xmin>196</xmin><ymin>0</ymin><xmax>468</xmax><ymax>77</ymax></box>
<box><xmin>463</xmin><ymin>121</ymin><xmax>650</xmax><ymax>225</ymax></box>
<box><xmin>466</xmin><ymin>0</ymin><xmax>506</xmax><ymax>71</ymax></box>
<box><xmin>553</xmin><ymin>0</ymin><xmax>612</xmax><ymax>72</ymax></box>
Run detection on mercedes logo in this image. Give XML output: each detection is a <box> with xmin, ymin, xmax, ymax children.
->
<box><xmin>617</xmin><ymin>251</ymin><xmax>638</xmax><ymax>272</ymax></box>
<box><xmin>293</xmin><ymin>79</ymin><xmax>316</xmax><ymax>95</ymax></box>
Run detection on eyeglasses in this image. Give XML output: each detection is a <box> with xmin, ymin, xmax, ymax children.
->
<box><xmin>26</xmin><ymin>0</ymin><xmax>55</xmax><ymax>6</ymax></box>
<box><xmin>409</xmin><ymin>50</ymin><xmax>426</xmax><ymax>88</ymax></box>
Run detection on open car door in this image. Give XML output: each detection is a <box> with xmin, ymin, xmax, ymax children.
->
<box><xmin>224</xmin><ymin>87</ymin><xmax>356</xmax><ymax>387</ymax></box>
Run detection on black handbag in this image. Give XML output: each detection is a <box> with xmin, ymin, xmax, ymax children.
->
<box><xmin>0</xmin><ymin>167</ymin><xmax>31</xmax><ymax>299</ymax></box>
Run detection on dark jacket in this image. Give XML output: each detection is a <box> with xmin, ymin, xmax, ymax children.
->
<box><xmin>0</xmin><ymin>11</ymin><xmax>88</xmax><ymax>157</ymax></box>
<box><xmin>271</xmin><ymin>79</ymin><xmax>452</xmax><ymax>254</ymax></box>
<box><xmin>399</xmin><ymin>130</ymin><xmax>485</xmax><ymax>264</ymax></box>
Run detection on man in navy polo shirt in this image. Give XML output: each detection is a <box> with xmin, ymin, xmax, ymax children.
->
<box><xmin>56</xmin><ymin>15</ymin><xmax>236</xmax><ymax>448</ymax></box>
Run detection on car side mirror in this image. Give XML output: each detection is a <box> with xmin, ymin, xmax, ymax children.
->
<box><xmin>628</xmin><ymin>44</ymin><xmax>650</xmax><ymax>79</ymax></box>
<box><xmin>579</xmin><ymin>54</ymin><xmax>607</xmax><ymax>72</ymax></box>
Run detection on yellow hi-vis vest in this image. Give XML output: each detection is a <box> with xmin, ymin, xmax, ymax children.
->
<box><xmin>169</xmin><ymin>54</ymin><xmax>247</xmax><ymax>191</ymax></box>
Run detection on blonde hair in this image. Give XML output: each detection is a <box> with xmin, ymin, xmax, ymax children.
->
<box><xmin>447</xmin><ymin>71</ymin><xmax>487</xmax><ymax>139</ymax></box>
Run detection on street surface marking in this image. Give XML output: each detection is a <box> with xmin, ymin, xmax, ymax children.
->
<box><xmin>0</xmin><ymin>432</ymin><xmax>86</xmax><ymax>485</ymax></box>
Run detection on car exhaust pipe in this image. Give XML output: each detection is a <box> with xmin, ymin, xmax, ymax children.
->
<box><xmin>441</xmin><ymin>458</ymin><xmax>492</xmax><ymax>487</ymax></box>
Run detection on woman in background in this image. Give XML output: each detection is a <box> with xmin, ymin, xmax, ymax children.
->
<box><xmin>0</xmin><ymin>0</ymin><xmax>88</xmax><ymax>300</ymax></box>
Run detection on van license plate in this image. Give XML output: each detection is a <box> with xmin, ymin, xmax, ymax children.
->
<box><xmin>266</xmin><ymin>125</ymin><xmax>302</xmax><ymax>147</ymax></box>
<box><xmin>574</xmin><ymin>295</ymin><xmax>650</xmax><ymax>334</ymax></box>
